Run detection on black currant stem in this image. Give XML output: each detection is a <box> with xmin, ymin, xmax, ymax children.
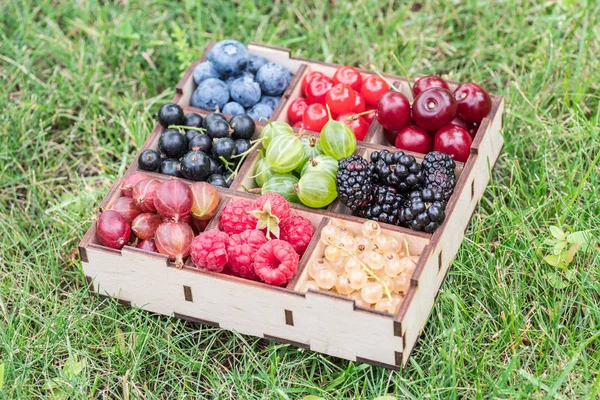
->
<box><xmin>168</xmin><ymin>125</ymin><xmax>206</xmax><ymax>134</ymax></box>
<box><xmin>325</xmin><ymin>238</ymin><xmax>393</xmax><ymax>301</ymax></box>
<box><xmin>389</xmin><ymin>53</ymin><xmax>414</xmax><ymax>95</ymax></box>
<box><xmin>226</xmin><ymin>137</ymin><xmax>266</xmax><ymax>179</ymax></box>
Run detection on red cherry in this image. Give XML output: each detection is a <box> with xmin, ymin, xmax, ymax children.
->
<box><xmin>337</xmin><ymin>113</ymin><xmax>369</xmax><ymax>141</ymax></box>
<box><xmin>383</xmin><ymin>129</ymin><xmax>399</xmax><ymax>145</ymax></box>
<box><xmin>305</xmin><ymin>75</ymin><xmax>333</xmax><ymax>104</ymax></box>
<box><xmin>293</xmin><ymin>121</ymin><xmax>306</xmax><ymax>129</ymax></box>
<box><xmin>360</xmin><ymin>75</ymin><xmax>389</xmax><ymax>105</ymax></box>
<box><xmin>376</xmin><ymin>91</ymin><xmax>411</xmax><ymax>131</ymax></box>
<box><xmin>362</xmin><ymin>107</ymin><xmax>377</xmax><ymax>124</ymax></box>
<box><xmin>468</xmin><ymin>121</ymin><xmax>480</xmax><ymax>138</ymax></box>
<box><xmin>395</xmin><ymin>126</ymin><xmax>432</xmax><ymax>154</ymax></box>
<box><xmin>453</xmin><ymin>82</ymin><xmax>492</xmax><ymax>123</ymax></box>
<box><xmin>412</xmin><ymin>76</ymin><xmax>449</xmax><ymax>97</ymax></box>
<box><xmin>302</xmin><ymin>71</ymin><xmax>324</xmax><ymax>96</ymax></box>
<box><xmin>287</xmin><ymin>98</ymin><xmax>308</xmax><ymax>123</ymax></box>
<box><xmin>412</xmin><ymin>88</ymin><xmax>457</xmax><ymax>131</ymax></box>
<box><xmin>302</xmin><ymin>103</ymin><xmax>329</xmax><ymax>132</ymax></box>
<box><xmin>325</xmin><ymin>83</ymin><xmax>357</xmax><ymax>115</ymax></box>
<box><xmin>353</xmin><ymin>92</ymin><xmax>366</xmax><ymax>113</ymax></box>
<box><xmin>448</xmin><ymin>116</ymin><xmax>468</xmax><ymax>130</ymax></box>
<box><xmin>332</xmin><ymin>66</ymin><xmax>363</xmax><ymax>91</ymax></box>
<box><xmin>433</xmin><ymin>125</ymin><xmax>472</xmax><ymax>163</ymax></box>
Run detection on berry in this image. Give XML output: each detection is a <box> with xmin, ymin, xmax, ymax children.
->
<box><xmin>207</xmin><ymin>174</ymin><xmax>229</xmax><ymax>188</ymax></box>
<box><xmin>212</xmin><ymin>138</ymin><xmax>235</xmax><ymax>161</ymax></box>
<box><xmin>189</xmin><ymin>134</ymin><xmax>212</xmax><ymax>153</ymax></box>
<box><xmin>159</xmin><ymin>159</ymin><xmax>182</xmax><ymax>177</ymax></box>
<box><xmin>138</xmin><ymin>149</ymin><xmax>161</xmax><ymax>171</ymax></box>
<box><xmin>293</xmin><ymin>121</ymin><xmax>306</xmax><ymax>129</ymax></box>
<box><xmin>258</xmin><ymin>95</ymin><xmax>281</xmax><ymax>110</ymax></box>
<box><xmin>360</xmin><ymin>75</ymin><xmax>389</xmax><ymax>105</ymax></box>
<box><xmin>228</xmin><ymin>229</ymin><xmax>267</xmax><ymax>280</ymax></box>
<box><xmin>412</xmin><ymin>87</ymin><xmax>457</xmax><ymax>131</ymax></box>
<box><xmin>399</xmin><ymin>188</ymin><xmax>446</xmax><ymax>232</ymax></box>
<box><xmin>256</xmin><ymin>63</ymin><xmax>291</xmax><ymax>96</ymax></box>
<box><xmin>453</xmin><ymin>82</ymin><xmax>492</xmax><ymax>123</ymax></box>
<box><xmin>422</xmin><ymin>151</ymin><xmax>456</xmax><ymax>201</ymax></box>
<box><xmin>180</xmin><ymin>151</ymin><xmax>210</xmax><ymax>181</ymax></box>
<box><xmin>193</xmin><ymin>61</ymin><xmax>221</xmax><ymax>85</ymax></box>
<box><xmin>326</xmin><ymin>83</ymin><xmax>357</xmax><ymax>115</ymax></box>
<box><xmin>246</xmin><ymin>54</ymin><xmax>268</xmax><ymax>74</ymax></box>
<box><xmin>394</xmin><ymin>125</ymin><xmax>432</xmax><ymax>153</ymax></box>
<box><xmin>280</xmin><ymin>215</ymin><xmax>314</xmax><ymax>256</ymax></box>
<box><xmin>234</xmin><ymin>139</ymin><xmax>251</xmax><ymax>159</ymax></box>
<box><xmin>433</xmin><ymin>125</ymin><xmax>472</xmax><ymax>163</ymax></box>
<box><xmin>305</xmin><ymin>75</ymin><xmax>333</xmax><ymax>104</ymax></box>
<box><xmin>191</xmin><ymin>78</ymin><xmax>230</xmax><ymax>111</ymax></box>
<box><xmin>412</xmin><ymin>76</ymin><xmax>449</xmax><ymax>97</ymax></box>
<box><xmin>190</xmin><ymin>229</ymin><xmax>230</xmax><ymax>272</ymax></box>
<box><xmin>202</xmin><ymin>112</ymin><xmax>227</xmax><ymax>129</ymax></box>
<box><xmin>376</xmin><ymin>91</ymin><xmax>411</xmax><ymax>131</ymax></box>
<box><xmin>246</xmin><ymin>103</ymin><xmax>273</xmax><ymax>120</ymax></box>
<box><xmin>302</xmin><ymin>71</ymin><xmax>324</xmax><ymax>95</ymax></box>
<box><xmin>337</xmin><ymin>113</ymin><xmax>369</xmax><ymax>141</ymax></box>
<box><xmin>183</xmin><ymin>113</ymin><xmax>204</xmax><ymax>128</ymax></box>
<box><xmin>229</xmin><ymin>76</ymin><xmax>261</xmax><ymax>108</ymax></box>
<box><xmin>287</xmin><ymin>98</ymin><xmax>309</xmax><ymax>124</ymax></box>
<box><xmin>254</xmin><ymin>240</ymin><xmax>299</xmax><ymax>285</ymax></box>
<box><xmin>158</xmin><ymin>103</ymin><xmax>185</xmax><ymax>128</ymax></box>
<box><xmin>208</xmin><ymin>156</ymin><xmax>225</xmax><ymax>175</ymax></box>
<box><xmin>205</xmin><ymin>115</ymin><xmax>230</xmax><ymax>139</ymax></box>
<box><xmin>302</xmin><ymin>103</ymin><xmax>328</xmax><ymax>132</ymax></box>
<box><xmin>355</xmin><ymin>185</ymin><xmax>403</xmax><ymax>225</ymax></box>
<box><xmin>230</xmin><ymin>114</ymin><xmax>256</xmax><ymax>140</ymax></box>
<box><xmin>363</xmin><ymin>106</ymin><xmax>377</xmax><ymax>124</ymax></box>
<box><xmin>383</xmin><ymin>129</ymin><xmax>399</xmax><ymax>145</ymax></box>
<box><xmin>159</xmin><ymin>129</ymin><xmax>188</xmax><ymax>158</ymax></box>
<box><xmin>185</xmin><ymin>129</ymin><xmax>199</xmax><ymax>143</ymax></box>
<box><xmin>333</xmin><ymin>66</ymin><xmax>362</xmax><ymax>91</ymax></box>
<box><xmin>222</xmin><ymin>101</ymin><xmax>245</xmax><ymax>115</ymax></box>
<box><xmin>448</xmin><ymin>116</ymin><xmax>469</xmax><ymax>130</ymax></box>
<box><xmin>353</xmin><ymin>92</ymin><xmax>367</xmax><ymax>113</ymax></box>
<box><xmin>207</xmin><ymin>40</ymin><xmax>249</xmax><ymax>76</ymax></box>
<box><xmin>370</xmin><ymin>149</ymin><xmax>424</xmax><ymax>192</ymax></box>
<box><xmin>336</xmin><ymin>155</ymin><xmax>373</xmax><ymax>211</ymax></box>
<box><xmin>251</xmin><ymin>192</ymin><xmax>291</xmax><ymax>237</ymax></box>
<box><xmin>220</xmin><ymin>199</ymin><xmax>257</xmax><ymax>234</ymax></box>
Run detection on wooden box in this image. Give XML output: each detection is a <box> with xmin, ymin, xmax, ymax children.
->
<box><xmin>79</xmin><ymin>43</ymin><xmax>504</xmax><ymax>369</ymax></box>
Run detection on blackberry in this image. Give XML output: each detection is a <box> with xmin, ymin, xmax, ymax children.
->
<box><xmin>336</xmin><ymin>155</ymin><xmax>373</xmax><ymax>211</ymax></box>
<box><xmin>399</xmin><ymin>188</ymin><xmax>446</xmax><ymax>233</ymax></box>
<box><xmin>422</xmin><ymin>151</ymin><xmax>456</xmax><ymax>201</ymax></box>
<box><xmin>370</xmin><ymin>149</ymin><xmax>424</xmax><ymax>192</ymax></box>
<box><xmin>355</xmin><ymin>186</ymin><xmax>404</xmax><ymax>225</ymax></box>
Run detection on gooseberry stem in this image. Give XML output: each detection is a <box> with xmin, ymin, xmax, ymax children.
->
<box><xmin>225</xmin><ymin>137</ymin><xmax>266</xmax><ymax>180</ymax></box>
<box><xmin>325</xmin><ymin>238</ymin><xmax>392</xmax><ymax>301</ymax></box>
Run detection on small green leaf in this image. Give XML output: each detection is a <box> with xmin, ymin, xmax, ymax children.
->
<box><xmin>549</xmin><ymin>226</ymin><xmax>565</xmax><ymax>240</ymax></box>
<box><xmin>566</xmin><ymin>231</ymin><xmax>588</xmax><ymax>244</ymax></box>
<box><xmin>543</xmin><ymin>255</ymin><xmax>560</xmax><ymax>267</ymax></box>
<box><xmin>564</xmin><ymin>243</ymin><xmax>582</xmax><ymax>264</ymax></box>
<box><xmin>552</xmin><ymin>241</ymin><xmax>566</xmax><ymax>255</ymax></box>
<box><xmin>303</xmin><ymin>396</ymin><xmax>325</xmax><ymax>400</ymax></box>
<box><xmin>544</xmin><ymin>238</ymin><xmax>558</xmax><ymax>246</ymax></box>
<box><xmin>544</xmin><ymin>271</ymin><xmax>569</xmax><ymax>289</ymax></box>
<box><xmin>373</xmin><ymin>396</ymin><xmax>399</xmax><ymax>400</ymax></box>
<box><xmin>564</xmin><ymin>270</ymin><xmax>576</xmax><ymax>281</ymax></box>
<box><xmin>63</xmin><ymin>355</ymin><xmax>85</xmax><ymax>379</ymax></box>
<box><xmin>0</xmin><ymin>362</ymin><xmax>5</xmax><ymax>390</ymax></box>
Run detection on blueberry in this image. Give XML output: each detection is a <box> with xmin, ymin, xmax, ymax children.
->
<box><xmin>183</xmin><ymin>113</ymin><xmax>203</xmax><ymax>128</ymax></box>
<box><xmin>229</xmin><ymin>77</ymin><xmax>261</xmax><ymax>108</ymax></box>
<box><xmin>225</xmin><ymin>71</ymin><xmax>254</xmax><ymax>88</ymax></box>
<box><xmin>207</xmin><ymin>40</ymin><xmax>249</xmax><ymax>76</ymax></box>
<box><xmin>246</xmin><ymin>103</ymin><xmax>273</xmax><ymax>121</ymax></box>
<box><xmin>222</xmin><ymin>101</ymin><xmax>246</xmax><ymax>115</ymax></box>
<box><xmin>246</xmin><ymin>54</ymin><xmax>268</xmax><ymax>74</ymax></box>
<box><xmin>138</xmin><ymin>149</ymin><xmax>161</xmax><ymax>171</ymax></box>
<box><xmin>158</xmin><ymin>103</ymin><xmax>185</xmax><ymax>128</ymax></box>
<box><xmin>255</xmin><ymin>63</ymin><xmax>291</xmax><ymax>96</ymax></box>
<box><xmin>229</xmin><ymin>114</ymin><xmax>255</xmax><ymax>140</ymax></box>
<box><xmin>190</xmin><ymin>78</ymin><xmax>229</xmax><ymax>111</ymax></box>
<box><xmin>160</xmin><ymin>159</ymin><xmax>183</xmax><ymax>177</ymax></box>
<box><xmin>258</xmin><ymin>95</ymin><xmax>280</xmax><ymax>110</ymax></box>
<box><xmin>193</xmin><ymin>61</ymin><xmax>221</xmax><ymax>85</ymax></box>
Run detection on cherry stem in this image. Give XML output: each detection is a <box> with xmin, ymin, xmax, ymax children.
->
<box><xmin>325</xmin><ymin>237</ymin><xmax>393</xmax><ymax>301</ymax></box>
<box><xmin>389</xmin><ymin>53</ymin><xmax>413</xmax><ymax>95</ymax></box>
<box><xmin>325</xmin><ymin>103</ymin><xmax>333</xmax><ymax>121</ymax></box>
<box><xmin>353</xmin><ymin>109</ymin><xmax>376</xmax><ymax>118</ymax></box>
<box><xmin>368</xmin><ymin>63</ymin><xmax>400</xmax><ymax>93</ymax></box>
<box><xmin>168</xmin><ymin>125</ymin><xmax>206</xmax><ymax>134</ymax></box>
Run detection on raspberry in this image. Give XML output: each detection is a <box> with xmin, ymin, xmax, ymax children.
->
<box><xmin>280</xmin><ymin>215</ymin><xmax>314</xmax><ymax>256</ymax></box>
<box><xmin>228</xmin><ymin>230</ymin><xmax>267</xmax><ymax>280</ymax></box>
<box><xmin>250</xmin><ymin>192</ymin><xmax>291</xmax><ymax>239</ymax></box>
<box><xmin>190</xmin><ymin>229</ymin><xmax>230</xmax><ymax>272</ymax></box>
<box><xmin>219</xmin><ymin>199</ymin><xmax>257</xmax><ymax>235</ymax></box>
<box><xmin>254</xmin><ymin>240</ymin><xmax>299</xmax><ymax>285</ymax></box>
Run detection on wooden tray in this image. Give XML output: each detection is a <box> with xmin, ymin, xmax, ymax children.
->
<box><xmin>79</xmin><ymin>42</ymin><xmax>504</xmax><ymax>369</ymax></box>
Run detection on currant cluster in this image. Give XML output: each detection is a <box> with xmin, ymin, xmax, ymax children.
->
<box><xmin>378</xmin><ymin>75</ymin><xmax>492</xmax><ymax>163</ymax></box>
<box><xmin>300</xmin><ymin>220</ymin><xmax>419</xmax><ymax>314</ymax></box>
<box><xmin>288</xmin><ymin>67</ymin><xmax>389</xmax><ymax>140</ymax></box>
<box><xmin>138</xmin><ymin>103</ymin><xmax>257</xmax><ymax>187</ymax></box>
<box><xmin>97</xmin><ymin>175</ymin><xmax>220</xmax><ymax>267</ymax></box>
<box><xmin>336</xmin><ymin>150</ymin><xmax>456</xmax><ymax>233</ymax></box>
<box><xmin>190</xmin><ymin>193</ymin><xmax>314</xmax><ymax>285</ymax></box>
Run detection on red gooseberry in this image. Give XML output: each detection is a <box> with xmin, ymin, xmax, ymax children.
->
<box><xmin>97</xmin><ymin>210</ymin><xmax>131</xmax><ymax>250</ymax></box>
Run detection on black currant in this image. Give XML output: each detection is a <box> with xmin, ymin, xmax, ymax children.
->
<box><xmin>207</xmin><ymin>174</ymin><xmax>227</xmax><ymax>187</ymax></box>
<box><xmin>185</xmin><ymin>130</ymin><xmax>199</xmax><ymax>143</ymax></box>
<box><xmin>229</xmin><ymin>114</ymin><xmax>255</xmax><ymax>140</ymax></box>
<box><xmin>138</xmin><ymin>149</ymin><xmax>161</xmax><ymax>171</ymax></box>
<box><xmin>233</xmin><ymin>139</ymin><xmax>251</xmax><ymax>158</ymax></box>
<box><xmin>208</xmin><ymin>156</ymin><xmax>225</xmax><ymax>175</ymax></box>
<box><xmin>180</xmin><ymin>151</ymin><xmax>210</xmax><ymax>181</ymax></box>
<box><xmin>183</xmin><ymin>113</ymin><xmax>203</xmax><ymax>128</ymax></box>
<box><xmin>202</xmin><ymin>112</ymin><xmax>227</xmax><ymax>129</ymax></box>
<box><xmin>189</xmin><ymin>134</ymin><xmax>212</xmax><ymax>153</ymax></box>
<box><xmin>159</xmin><ymin>129</ymin><xmax>188</xmax><ymax>159</ymax></box>
<box><xmin>160</xmin><ymin>158</ymin><xmax>182</xmax><ymax>177</ymax></box>
<box><xmin>158</xmin><ymin>103</ymin><xmax>184</xmax><ymax>128</ymax></box>
<box><xmin>211</xmin><ymin>138</ymin><xmax>235</xmax><ymax>161</ymax></box>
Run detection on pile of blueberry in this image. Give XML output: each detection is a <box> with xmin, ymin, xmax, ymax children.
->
<box><xmin>191</xmin><ymin>40</ymin><xmax>292</xmax><ymax>120</ymax></box>
<box><xmin>137</xmin><ymin>103</ymin><xmax>255</xmax><ymax>187</ymax></box>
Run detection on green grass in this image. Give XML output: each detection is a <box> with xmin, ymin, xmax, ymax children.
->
<box><xmin>1</xmin><ymin>0</ymin><xmax>599</xmax><ymax>398</ymax></box>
